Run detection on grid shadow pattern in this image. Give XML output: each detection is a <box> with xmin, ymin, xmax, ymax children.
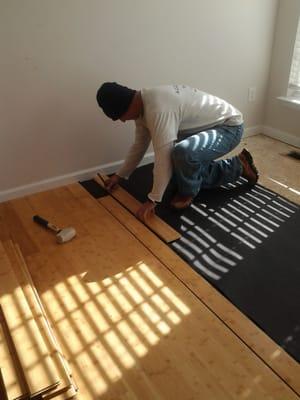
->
<box><xmin>81</xmin><ymin>163</ymin><xmax>300</xmax><ymax>362</ymax></box>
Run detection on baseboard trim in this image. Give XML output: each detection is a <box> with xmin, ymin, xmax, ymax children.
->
<box><xmin>262</xmin><ymin>126</ymin><xmax>300</xmax><ymax>148</ymax></box>
<box><xmin>244</xmin><ymin>125</ymin><xmax>263</xmax><ymax>137</ymax></box>
<box><xmin>0</xmin><ymin>153</ymin><xmax>155</xmax><ymax>203</ymax></box>
<box><xmin>1</xmin><ymin>124</ymin><xmax>289</xmax><ymax>203</ymax></box>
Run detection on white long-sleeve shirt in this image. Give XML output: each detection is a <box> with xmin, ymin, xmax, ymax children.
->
<box><xmin>117</xmin><ymin>85</ymin><xmax>243</xmax><ymax>202</ymax></box>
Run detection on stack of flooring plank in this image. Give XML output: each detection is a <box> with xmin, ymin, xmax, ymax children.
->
<box><xmin>0</xmin><ymin>240</ymin><xmax>77</xmax><ymax>400</ymax></box>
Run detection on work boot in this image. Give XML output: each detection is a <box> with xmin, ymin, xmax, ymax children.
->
<box><xmin>170</xmin><ymin>193</ymin><xmax>194</xmax><ymax>209</ymax></box>
<box><xmin>238</xmin><ymin>148</ymin><xmax>259</xmax><ymax>185</ymax></box>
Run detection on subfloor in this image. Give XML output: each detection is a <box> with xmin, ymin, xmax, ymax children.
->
<box><xmin>0</xmin><ymin>134</ymin><xmax>299</xmax><ymax>399</ymax></box>
<box><xmin>228</xmin><ymin>134</ymin><xmax>300</xmax><ymax>205</ymax></box>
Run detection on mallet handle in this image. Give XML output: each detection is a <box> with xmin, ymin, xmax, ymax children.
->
<box><xmin>33</xmin><ymin>215</ymin><xmax>60</xmax><ymax>233</ymax></box>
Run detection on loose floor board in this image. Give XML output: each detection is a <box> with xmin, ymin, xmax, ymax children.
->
<box><xmin>0</xmin><ymin>309</ymin><xmax>28</xmax><ymax>400</ymax></box>
<box><xmin>3</xmin><ymin>240</ymin><xmax>78</xmax><ymax>399</ymax></box>
<box><xmin>0</xmin><ymin>241</ymin><xmax>60</xmax><ymax>397</ymax></box>
<box><xmin>94</xmin><ymin>174</ymin><xmax>181</xmax><ymax>243</ymax></box>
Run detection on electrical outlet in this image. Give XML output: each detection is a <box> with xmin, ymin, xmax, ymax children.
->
<box><xmin>248</xmin><ymin>87</ymin><xmax>256</xmax><ymax>102</ymax></box>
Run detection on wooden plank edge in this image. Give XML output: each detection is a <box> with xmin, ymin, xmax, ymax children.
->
<box><xmin>98</xmin><ymin>194</ymin><xmax>300</xmax><ymax>397</ymax></box>
<box><xmin>0</xmin><ymin>307</ymin><xmax>29</xmax><ymax>400</ymax></box>
<box><xmin>4</xmin><ymin>241</ymin><xmax>66</xmax><ymax>395</ymax></box>
<box><xmin>6</xmin><ymin>241</ymin><xmax>78</xmax><ymax>398</ymax></box>
<box><xmin>93</xmin><ymin>174</ymin><xmax>181</xmax><ymax>243</ymax></box>
<box><xmin>13</xmin><ymin>243</ymin><xmax>76</xmax><ymax>379</ymax></box>
<box><xmin>0</xmin><ymin>241</ymin><xmax>60</xmax><ymax>397</ymax></box>
<box><xmin>42</xmin><ymin>385</ymin><xmax>78</xmax><ymax>399</ymax></box>
<box><xmin>0</xmin><ymin>367</ymin><xmax>9</xmax><ymax>400</ymax></box>
<box><xmin>0</xmin><ymin>306</ymin><xmax>30</xmax><ymax>399</ymax></box>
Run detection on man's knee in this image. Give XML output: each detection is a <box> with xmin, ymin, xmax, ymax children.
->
<box><xmin>172</xmin><ymin>140</ymin><xmax>190</xmax><ymax>165</ymax></box>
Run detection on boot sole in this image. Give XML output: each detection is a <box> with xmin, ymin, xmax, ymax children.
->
<box><xmin>241</xmin><ymin>149</ymin><xmax>259</xmax><ymax>185</ymax></box>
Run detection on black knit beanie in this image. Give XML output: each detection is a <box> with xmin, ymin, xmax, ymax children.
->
<box><xmin>96</xmin><ymin>82</ymin><xmax>136</xmax><ymax>120</ymax></box>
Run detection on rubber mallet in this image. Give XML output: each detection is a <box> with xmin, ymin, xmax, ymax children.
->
<box><xmin>33</xmin><ymin>215</ymin><xmax>76</xmax><ymax>244</ymax></box>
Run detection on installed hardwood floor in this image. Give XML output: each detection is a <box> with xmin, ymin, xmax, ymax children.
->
<box><xmin>0</xmin><ymin>135</ymin><xmax>299</xmax><ymax>399</ymax></box>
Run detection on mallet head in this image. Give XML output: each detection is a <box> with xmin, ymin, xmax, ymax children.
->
<box><xmin>56</xmin><ymin>227</ymin><xmax>76</xmax><ymax>244</ymax></box>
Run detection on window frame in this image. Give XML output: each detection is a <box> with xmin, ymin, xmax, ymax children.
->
<box><xmin>288</xmin><ymin>17</ymin><xmax>300</xmax><ymax>98</ymax></box>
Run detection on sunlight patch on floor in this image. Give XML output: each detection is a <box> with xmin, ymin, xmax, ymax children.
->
<box><xmin>41</xmin><ymin>261</ymin><xmax>191</xmax><ymax>398</ymax></box>
<box><xmin>268</xmin><ymin>177</ymin><xmax>300</xmax><ymax>196</ymax></box>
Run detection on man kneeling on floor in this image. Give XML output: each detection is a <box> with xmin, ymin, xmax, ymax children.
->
<box><xmin>96</xmin><ymin>82</ymin><xmax>258</xmax><ymax>222</ymax></box>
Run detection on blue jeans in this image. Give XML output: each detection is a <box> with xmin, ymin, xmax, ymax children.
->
<box><xmin>171</xmin><ymin>124</ymin><xmax>244</xmax><ymax>197</ymax></box>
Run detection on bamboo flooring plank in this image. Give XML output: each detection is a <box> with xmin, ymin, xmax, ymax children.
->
<box><xmin>42</xmin><ymin>386</ymin><xmax>77</xmax><ymax>400</ymax></box>
<box><xmin>51</xmin><ymin>187</ymin><xmax>82</xmax><ymax>213</ymax></box>
<box><xmin>26</xmin><ymin>254</ymin><xmax>134</xmax><ymax>400</ymax></box>
<box><xmin>9</xmin><ymin>194</ymin><xmax>87</xmax><ymax>253</ymax></box>
<box><xmin>0</xmin><ymin>367</ymin><xmax>9</xmax><ymax>400</ymax></box>
<box><xmin>0</xmin><ymin>309</ymin><xmax>28</xmax><ymax>400</ymax></box>
<box><xmin>24</xmin><ymin>188</ymin><xmax>84</xmax><ymax>250</ymax></box>
<box><xmin>69</xmin><ymin>259</ymin><xmax>233</xmax><ymax>400</ymax></box>
<box><xmin>15</xmin><ymin>197</ymin><xmax>225</xmax><ymax>398</ymax></box>
<box><xmin>67</xmin><ymin>183</ymin><xmax>91</xmax><ymax>199</ymax></box>
<box><xmin>94</xmin><ymin>174</ymin><xmax>181</xmax><ymax>243</ymax></box>
<box><xmin>0</xmin><ymin>205</ymin><xmax>11</xmax><ymax>242</ymax></box>
<box><xmin>7</xmin><ymin>196</ymin><xmax>53</xmax><ymax>253</ymax></box>
<box><xmin>99</xmin><ymin>194</ymin><xmax>300</xmax><ymax>396</ymax></box>
<box><xmin>14</xmin><ymin>243</ymin><xmax>76</xmax><ymax>386</ymax></box>
<box><xmin>74</xmin><ymin>198</ymin><xmax>298</xmax><ymax>398</ymax></box>
<box><xmin>16</xmin><ymin>187</ymin><xmax>299</xmax><ymax>399</ymax></box>
<box><xmin>27</xmin><ymin>250</ymin><xmax>235</xmax><ymax>400</ymax></box>
<box><xmin>26</xmin><ymin>190</ymin><xmax>66</xmax><ymax>220</ymax></box>
<box><xmin>0</xmin><ymin>241</ymin><xmax>60</xmax><ymax>396</ymax></box>
<box><xmin>0</xmin><ymin>202</ymin><xmax>38</xmax><ymax>257</ymax></box>
<box><xmin>3</xmin><ymin>241</ymin><xmax>78</xmax><ymax>399</ymax></box>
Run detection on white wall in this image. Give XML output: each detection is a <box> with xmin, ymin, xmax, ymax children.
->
<box><xmin>0</xmin><ymin>0</ymin><xmax>278</xmax><ymax>197</ymax></box>
<box><xmin>264</xmin><ymin>0</ymin><xmax>300</xmax><ymax>141</ymax></box>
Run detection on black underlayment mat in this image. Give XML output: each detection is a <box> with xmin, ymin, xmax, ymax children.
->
<box><xmin>80</xmin><ymin>163</ymin><xmax>300</xmax><ymax>362</ymax></box>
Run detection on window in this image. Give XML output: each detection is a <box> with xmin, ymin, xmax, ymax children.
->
<box><xmin>278</xmin><ymin>16</ymin><xmax>300</xmax><ymax>107</ymax></box>
<box><xmin>288</xmin><ymin>17</ymin><xmax>300</xmax><ymax>98</ymax></box>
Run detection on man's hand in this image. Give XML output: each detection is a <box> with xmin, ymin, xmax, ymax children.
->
<box><xmin>136</xmin><ymin>200</ymin><xmax>156</xmax><ymax>222</ymax></box>
<box><xmin>104</xmin><ymin>174</ymin><xmax>120</xmax><ymax>192</ymax></box>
